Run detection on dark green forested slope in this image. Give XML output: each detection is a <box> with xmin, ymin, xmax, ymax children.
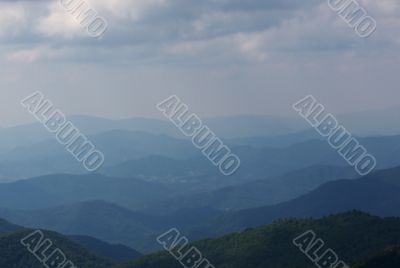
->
<box><xmin>0</xmin><ymin>217</ymin><xmax>141</xmax><ymax>265</ymax></box>
<box><xmin>0</xmin><ymin>230</ymin><xmax>113</xmax><ymax>268</ymax></box>
<box><xmin>2</xmin><ymin>212</ymin><xmax>400</xmax><ymax>267</ymax></box>
<box><xmin>354</xmin><ymin>246</ymin><xmax>400</xmax><ymax>268</ymax></box>
<box><xmin>119</xmin><ymin>211</ymin><xmax>400</xmax><ymax>268</ymax></box>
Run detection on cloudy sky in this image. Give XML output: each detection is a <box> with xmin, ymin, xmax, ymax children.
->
<box><xmin>0</xmin><ymin>0</ymin><xmax>399</xmax><ymax>127</ymax></box>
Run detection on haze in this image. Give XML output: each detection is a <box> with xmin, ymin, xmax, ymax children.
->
<box><xmin>0</xmin><ymin>0</ymin><xmax>399</xmax><ymax>127</ymax></box>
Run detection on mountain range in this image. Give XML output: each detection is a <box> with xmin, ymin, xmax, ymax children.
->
<box><xmin>120</xmin><ymin>211</ymin><xmax>400</xmax><ymax>268</ymax></box>
<box><xmin>1</xmin><ymin>112</ymin><xmax>400</xmax><ymax>266</ymax></box>
<box><xmin>0</xmin><ymin>165</ymin><xmax>399</xmax><ymax>254</ymax></box>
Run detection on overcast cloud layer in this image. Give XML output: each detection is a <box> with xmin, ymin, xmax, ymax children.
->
<box><xmin>0</xmin><ymin>0</ymin><xmax>399</xmax><ymax>126</ymax></box>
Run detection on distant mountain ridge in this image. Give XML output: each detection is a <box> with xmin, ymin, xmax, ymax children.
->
<box><xmin>68</xmin><ymin>235</ymin><xmax>141</xmax><ymax>262</ymax></box>
<box><xmin>0</xmin><ymin>173</ymin><xmax>199</xmax><ymax>210</ymax></box>
<box><xmin>139</xmin><ymin>165</ymin><xmax>357</xmax><ymax>214</ymax></box>
<box><xmin>0</xmin><ymin>200</ymin><xmax>223</xmax><ymax>252</ymax></box>
<box><xmin>2</xmin><ymin>117</ymin><xmax>400</xmax><ymax>181</ymax></box>
<box><xmin>3</xmin><ymin>107</ymin><xmax>400</xmax><ymax>157</ymax></box>
<box><xmin>0</xmin><ymin>114</ymin><xmax>308</xmax><ymax>155</ymax></box>
<box><xmin>188</xmin><ymin>166</ymin><xmax>400</xmax><ymax>239</ymax></box>
<box><xmin>2</xmin><ymin>165</ymin><xmax>400</xmax><ymax>254</ymax></box>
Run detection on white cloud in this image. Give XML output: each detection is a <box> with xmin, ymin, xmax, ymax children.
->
<box><xmin>0</xmin><ymin>3</ymin><xmax>26</xmax><ymax>37</ymax></box>
<box><xmin>5</xmin><ymin>46</ymin><xmax>66</xmax><ymax>63</ymax></box>
<box><xmin>0</xmin><ymin>0</ymin><xmax>400</xmax><ymax>64</ymax></box>
<box><xmin>36</xmin><ymin>2</ymin><xmax>84</xmax><ymax>39</ymax></box>
<box><xmin>5</xmin><ymin>47</ymin><xmax>47</xmax><ymax>63</ymax></box>
<box><xmin>87</xmin><ymin>0</ymin><xmax>168</xmax><ymax>20</ymax></box>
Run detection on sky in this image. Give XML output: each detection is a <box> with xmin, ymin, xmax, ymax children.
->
<box><xmin>0</xmin><ymin>0</ymin><xmax>399</xmax><ymax>127</ymax></box>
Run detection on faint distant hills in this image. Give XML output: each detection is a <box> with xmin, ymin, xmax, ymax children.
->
<box><xmin>0</xmin><ymin>116</ymin><xmax>176</xmax><ymax>154</ymax></box>
<box><xmin>139</xmin><ymin>165</ymin><xmax>357</xmax><ymax>214</ymax></box>
<box><xmin>2</xmin><ymin>129</ymin><xmax>400</xmax><ymax>182</ymax></box>
<box><xmin>0</xmin><ymin>174</ymin><xmax>194</xmax><ymax>210</ymax></box>
<box><xmin>336</xmin><ymin>106</ymin><xmax>400</xmax><ymax>136</ymax></box>
<box><xmin>0</xmin><ymin>114</ymin><xmax>307</xmax><ymax>154</ymax></box>
<box><xmin>0</xmin><ymin>108</ymin><xmax>400</xmax><ymax>181</ymax></box>
<box><xmin>4</xmin><ymin>105</ymin><xmax>400</xmax><ymax>152</ymax></box>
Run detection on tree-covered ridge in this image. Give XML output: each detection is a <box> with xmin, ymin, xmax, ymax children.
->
<box><xmin>0</xmin><ymin>230</ymin><xmax>113</xmax><ymax>268</ymax></box>
<box><xmin>0</xmin><ymin>218</ymin><xmax>23</xmax><ymax>235</ymax></box>
<box><xmin>2</xmin><ymin>211</ymin><xmax>400</xmax><ymax>267</ymax></box>
<box><xmin>354</xmin><ymin>246</ymin><xmax>400</xmax><ymax>268</ymax></box>
<box><xmin>119</xmin><ymin>211</ymin><xmax>400</xmax><ymax>268</ymax></box>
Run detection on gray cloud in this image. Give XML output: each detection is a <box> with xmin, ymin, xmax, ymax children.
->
<box><xmin>0</xmin><ymin>0</ymin><xmax>399</xmax><ymax>127</ymax></box>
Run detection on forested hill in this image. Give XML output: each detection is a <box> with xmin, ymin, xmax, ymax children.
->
<box><xmin>119</xmin><ymin>211</ymin><xmax>400</xmax><ymax>268</ymax></box>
